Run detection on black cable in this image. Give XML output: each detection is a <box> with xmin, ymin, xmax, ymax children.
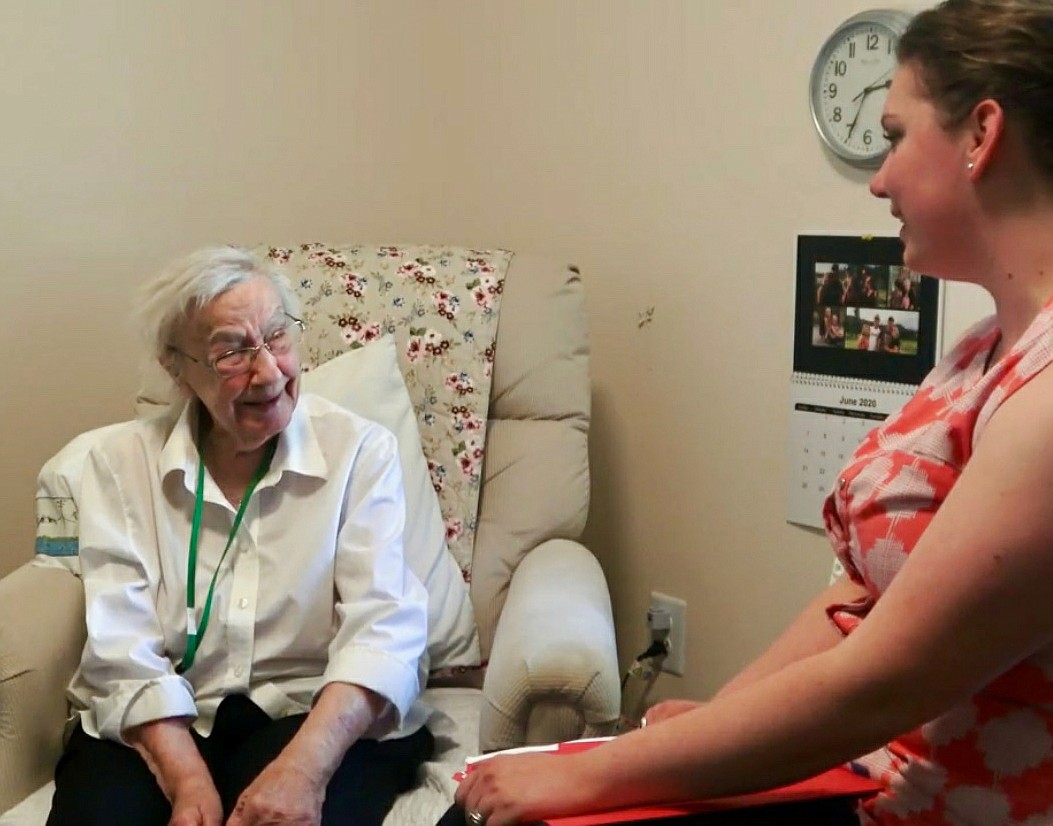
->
<box><xmin>620</xmin><ymin>639</ymin><xmax>669</xmax><ymax>689</ymax></box>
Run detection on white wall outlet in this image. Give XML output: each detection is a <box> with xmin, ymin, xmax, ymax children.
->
<box><xmin>649</xmin><ymin>591</ymin><xmax>687</xmax><ymax>676</ymax></box>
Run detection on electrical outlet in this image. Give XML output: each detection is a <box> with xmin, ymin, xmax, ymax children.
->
<box><xmin>649</xmin><ymin>591</ymin><xmax>687</xmax><ymax>676</ymax></box>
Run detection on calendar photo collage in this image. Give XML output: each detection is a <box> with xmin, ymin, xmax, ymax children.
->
<box><xmin>786</xmin><ymin>235</ymin><xmax>941</xmax><ymax>529</ymax></box>
<box><xmin>813</xmin><ymin>263</ymin><xmax>922</xmax><ymax>356</ymax></box>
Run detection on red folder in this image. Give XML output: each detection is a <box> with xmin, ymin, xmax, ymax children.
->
<box><xmin>460</xmin><ymin>738</ymin><xmax>880</xmax><ymax>826</ymax></box>
<box><xmin>543</xmin><ymin>764</ymin><xmax>879</xmax><ymax>824</ymax></box>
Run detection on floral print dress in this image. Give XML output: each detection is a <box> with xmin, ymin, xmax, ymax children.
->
<box><xmin>823</xmin><ymin>300</ymin><xmax>1053</xmax><ymax>825</ymax></box>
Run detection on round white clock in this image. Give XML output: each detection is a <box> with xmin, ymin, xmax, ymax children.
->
<box><xmin>809</xmin><ymin>9</ymin><xmax>913</xmax><ymax>167</ymax></box>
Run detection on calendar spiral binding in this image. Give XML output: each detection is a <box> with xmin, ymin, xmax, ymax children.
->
<box><xmin>790</xmin><ymin>371</ymin><xmax>917</xmax><ymax>396</ymax></box>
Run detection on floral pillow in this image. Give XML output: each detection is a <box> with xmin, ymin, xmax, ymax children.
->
<box><xmin>259</xmin><ymin>243</ymin><xmax>511</xmax><ymax>576</ymax></box>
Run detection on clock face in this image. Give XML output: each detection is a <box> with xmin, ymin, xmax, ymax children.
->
<box><xmin>810</xmin><ymin>11</ymin><xmax>913</xmax><ymax>167</ymax></box>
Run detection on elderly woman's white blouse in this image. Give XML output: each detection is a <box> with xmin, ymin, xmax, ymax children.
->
<box><xmin>68</xmin><ymin>393</ymin><xmax>430</xmax><ymax>743</ymax></box>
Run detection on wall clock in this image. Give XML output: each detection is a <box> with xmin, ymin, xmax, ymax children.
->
<box><xmin>809</xmin><ymin>9</ymin><xmax>913</xmax><ymax>167</ymax></box>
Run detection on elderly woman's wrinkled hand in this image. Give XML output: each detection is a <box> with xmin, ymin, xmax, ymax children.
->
<box><xmin>226</xmin><ymin>759</ymin><xmax>324</xmax><ymax>826</ymax></box>
<box><xmin>169</xmin><ymin>775</ymin><xmax>223</xmax><ymax>826</ymax></box>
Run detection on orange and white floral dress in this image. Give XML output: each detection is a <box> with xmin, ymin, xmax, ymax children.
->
<box><xmin>823</xmin><ymin>302</ymin><xmax>1053</xmax><ymax>826</ymax></box>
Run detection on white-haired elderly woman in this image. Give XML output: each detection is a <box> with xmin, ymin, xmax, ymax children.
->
<box><xmin>47</xmin><ymin>247</ymin><xmax>432</xmax><ymax>826</ymax></box>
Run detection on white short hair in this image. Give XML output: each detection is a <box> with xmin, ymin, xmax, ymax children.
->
<box><xmin>137</xmin><ymin>246</ymin><xmax>300</xmax><ymax>379</ymax></box>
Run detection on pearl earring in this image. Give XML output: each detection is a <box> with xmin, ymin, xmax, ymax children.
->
<box><xmin>967</xmin><ymin>161</ymin><xmax>975</xmax><ymax>171</ymax></box>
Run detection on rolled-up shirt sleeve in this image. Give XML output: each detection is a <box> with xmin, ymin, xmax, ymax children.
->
<box><xmin>77</xmin><ymin>446</ymin><xmax>197</xmax><ymax>742</ymax></box>
<box><xmin>323</xmin><ymin>426</ymin><xmax>428</xmax><ymax>727</ymax></box>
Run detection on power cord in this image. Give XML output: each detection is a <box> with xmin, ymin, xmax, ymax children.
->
<box><xmin>620</xmin><ymin>639</ymin><xmax>669</xmax><ymax>690</ymax></box>
<box><xmin>618</xmin><ymin>606</ymin><xmax>672</xmax><ymax>730</ymax></box>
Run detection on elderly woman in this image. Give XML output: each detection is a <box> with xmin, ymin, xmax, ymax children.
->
<box><xmin>445</xmin><ymin>0</ymin><xmax>1053</xmax><ymax>824</ymax></box>
<box><xmin>47</xmin><ymin>247</ymin><xmax>432</xmax><ymax>826</ymax></box>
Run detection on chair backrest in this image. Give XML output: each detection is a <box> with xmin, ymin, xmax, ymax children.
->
<box><xmin>268</xmin><ymin>247</ymin><xmax>593</xmax><ymax>663</ymax></box>
<box><xmin>471</xmin><ymin>255</ymin><xmax>591</xmax><ymax>658</ymax></box>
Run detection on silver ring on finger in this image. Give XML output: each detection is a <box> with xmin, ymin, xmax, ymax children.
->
<box><xmin>467</xmin><ymin>810</ymin><xmax>487</xmax><ymax>826</ymax></box>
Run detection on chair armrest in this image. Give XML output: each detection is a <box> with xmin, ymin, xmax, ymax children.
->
<box><xmin>479</xmin><ymin>539</ymin><xmax>620</xmax><ymax>752</ymax></box>
<box><xmin>0</xmin><ymin>562</ymin><xmax>85</xmax><ymax>812</ymax></box>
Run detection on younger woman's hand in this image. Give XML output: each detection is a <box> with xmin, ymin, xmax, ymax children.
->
<box><xmin>456</xmin><ymin>752</ymin><xmax>603</xmax><ymax>826</ymax></box>
<box><xmin>643</xmin><ymin>699</ymin><xmax>704</xmax><ymax>726</ymax></box>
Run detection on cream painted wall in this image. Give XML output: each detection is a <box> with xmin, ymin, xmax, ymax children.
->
<box><xmin>4</xmin><ymin>0</ymin><xmax>978</xmax><ymax>700</ymax></box>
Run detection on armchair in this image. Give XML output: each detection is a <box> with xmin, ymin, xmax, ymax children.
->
<box><xmin>0</xmin><ymin>251</ymin><xmax>620</xmax><ymax>824</ymax></box>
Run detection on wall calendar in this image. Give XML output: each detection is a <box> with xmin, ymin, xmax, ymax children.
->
<box><xmin>787</xmin><ymin>235</ymin><xmax>941</xmax><ymax>530</ymax></box>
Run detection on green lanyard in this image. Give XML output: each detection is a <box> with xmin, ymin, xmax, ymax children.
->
<box><xmin>176</xmin><ymin>438</ymin><xmax>277</xmax><ymax>675</ymax></box>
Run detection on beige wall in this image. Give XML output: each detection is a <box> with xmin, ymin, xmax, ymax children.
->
<box><xmin>4</xmin><ymin>0</ymin><xmax>964</xmax><ymax>700</ymax></box>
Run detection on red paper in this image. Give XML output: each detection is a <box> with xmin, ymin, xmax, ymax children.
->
<box><xmin>543</xmin><ymin>765</ymin><xmax>879</xmax><ymax>824</ymax></box>
<box><xmin>457</xmin><ymin>738</ymin><xmax>879</xmax><ymax>826</ymax></box>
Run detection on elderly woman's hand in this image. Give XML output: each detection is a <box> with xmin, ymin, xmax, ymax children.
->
<box><xmin>169</xmin><ymin>774</ymin><xmax>223</xmax><ymax>826</ymax></box>
<box><xmin>226</xmin><ymin>758</ymin><xmax>325</xmax><ymax>826</ymax></box>
<box><xmin>125</xmin><ymin>718</ymin><xmax>223</xmax><ymax>826</ymax></box>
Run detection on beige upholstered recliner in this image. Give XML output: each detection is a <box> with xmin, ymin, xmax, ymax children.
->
<box><xmin>0</xmin><ymin>252</ymin><xmax>620</xmax><ymax>824</ymax></box>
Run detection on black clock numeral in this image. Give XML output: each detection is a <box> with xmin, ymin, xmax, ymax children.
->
<box><xmin>862</xmin><ymin>128</ymin><xmax>873</xmax><ymax>146</ymax></box>
<box><xmin>833</xmin><ymin>59</ymin><xmax>847</xmax><ymax>76</ymax></box>
<box><xmin>849</xmin><ymin>41</ymin><xmax>856</xmax><ymax>58</ymax></box>
<box><xmin>832</xmin><ymin>107</ymin><xmax>842</xmax><ymax>123</ymax></box>
<box><xmin>866</xmin><ymin>33</ymin><xmax>879</xmax><ymax>50</ymax></box>
<box><xmin>827</xmin><ymin>82</ymin><xmax>838</xmax><ymax>98</ymax></box>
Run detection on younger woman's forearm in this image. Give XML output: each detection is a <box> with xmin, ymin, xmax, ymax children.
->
<box><xmin>716</xmin><ymin>577</ymin><xmax>864</xmax><ymax>698</ymax></box>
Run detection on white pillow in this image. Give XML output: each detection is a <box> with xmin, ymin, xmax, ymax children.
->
<box><xmin>301</xmin><ymin>337</ymin><xmax>480</xmax><ymax>671</ymax></box>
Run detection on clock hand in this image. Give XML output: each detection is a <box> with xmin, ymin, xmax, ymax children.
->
<box><xmin>850</xmin><ymin>67</ymin><xmax>892</xmax><ymax>101</ymax></box>
<box><xmin>851</xmin><ymin>74</ymin><xmax>893</xmax><ymax>103</ymax></box>
<box><xmin>846</xmin><ymin>95</ymin><xmax>867</xmax><ymax>140</ymax></box>
<box><xmin>846</xmin><ymin>77</ymin><xmax>892</xmax><ymax>139</ymax></box>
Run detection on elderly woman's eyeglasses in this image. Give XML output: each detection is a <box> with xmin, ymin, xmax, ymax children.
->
<box><xmin>173</xmin><ymin>315</ymin><xmax>306</xmax><ymax>378</ymax></box>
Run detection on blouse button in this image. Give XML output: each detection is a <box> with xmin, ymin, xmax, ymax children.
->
<box><xmin>238</xmin><ymin>597</ymin><xmax>249</xmax><ymax>609</ymax></box>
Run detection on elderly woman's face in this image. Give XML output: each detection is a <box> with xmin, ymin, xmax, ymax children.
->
<box><xmin>178</xmin><ymin>277</ymin><xmax>300</xmax><ymax>453</ymax></box>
